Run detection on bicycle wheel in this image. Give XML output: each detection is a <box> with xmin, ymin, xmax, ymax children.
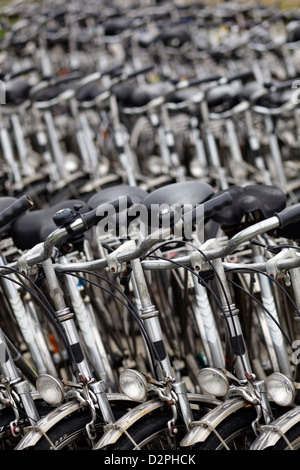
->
<box><xmin>265</xmin><ymin>423</ymin><xmax>300</xmax><ymax>450</ymax></box>
<box><xmin>19</xmin><ymin>401</ymin><xmax>132</xmax><ymax>450</ymax></box>
<box><xmin>0</xmin><ymin>401</ymin><xmax>54</xmax><ymax>450</ymax></box>
<box><xmin>107</xmin><ymin>407</ymin><xmax>205</xmax><ymax>450</ymax></box>
<box><xmin>193</xmin><ymin>406</ymin><xmax>258</xmax><ymax>450</ymax></box>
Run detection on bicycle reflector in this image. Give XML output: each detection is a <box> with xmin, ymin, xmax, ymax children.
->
<box><xmin>266</xmin><ymin>372</ymin><xmax>295</xmax><ymax>407</ymax></box>
<box><xmin>197</xmin><ymin>368</ymin><xmax>229</xmax><ymax>397</ymax></box>
<box><xmin>119</xmin><ymin>369</ymin><xmax>148</xmax><ymax>402</ymax></box>
<box><xmin>36</xmin><ymin>374</ymin><xmax>65</xmax><ymax>406</ymax></box>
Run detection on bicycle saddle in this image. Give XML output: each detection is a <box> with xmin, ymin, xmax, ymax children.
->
<box><xmin>118</xmin><ymin>82</ymin><xmax>174</xmax><ymax>107</ymax></box>
<box><xmin>11</xmin><ymin>199</ymin><xmax>90</xmax><ymax>250</ymax></box>
<box><xmin>6</xmin><ymin>79</ymin><xmax>31</xmax><ymax>105</ymax></box>
<box><xmin>45</xmin><ymin>29</ymin><xmax>69</xmax><ymax>48</ymax></box>
<box><xmin>76</xmin><ymin>83</ymin><xmax>104</xmax><ymax>103</ymax></box>
<box><xmin>87</xmin><ymin>185</ymin><xmax>148</xmax><ymax>209</ymax></box>
<box><xmin>143</xmin><ymin>181</ymin><xmax>214</xmax><ymax>209</ymax></box>
<box><xmin>141</xmin><ymin>181</ymin><xmax>215</xmax><ymax>230</ymax></box>
<box><xmin>206</xmin><ymin>82</ymin><xmax>241</xmax><ymax>110</ymax></box>
<box><xmin>113</xmin><ymin>83</ymin><xmax>136</xmax><ymax>105</ymax></box>
<box><xmin>168</xmin><ymin>87</ymin><xmax>201</xmax><ymax>104</ymax></box>
<box><xmin>34</xmin><ymin>83</ymin><xmax>73</xmax><ymax>102</ymax></box>
<box><xmin>287</xmin><ymin>22</ymin><xmax>300</xmax><ymax>42</ymax></box>
<box><xmin>211</xmin><ymin>184</ymin><xmax>286</xmax><ymax>227</ymax></box>
<box><xmin>239</xmin><ymin>81</ymin><xmax>291</xmax><ymax>108</ymax></box>
<box><xmin>88</xmin><ymin>185</ymin><xmax>148</xmax><ymax>234</ymax></box>
<box><xmin>238</xmin><ymin>81</ymin><xmax>262</xmax><ymax>101</ymax></box>
<box><xmin>157</xmin><ymin>25</ymin><xmax>190</xmax><ymax>47</ymax></box>
<box><xmin>104</xmin><ymin>18</ymin><xmax>135</xmax><ymax>36</ymax></box>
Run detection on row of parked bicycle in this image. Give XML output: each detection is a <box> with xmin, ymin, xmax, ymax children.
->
<box><xmin>1</xmin><ymin>0</ymin><xmax>300</xmax><ymax>451</ymax></box>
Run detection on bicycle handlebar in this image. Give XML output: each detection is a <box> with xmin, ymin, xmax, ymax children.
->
<box><xmin>276</xmin><ymin>204</ymin><xmax>300</xmax><ymax>228</ymax></box>
<box><xmin>81</xmin><ymin>196</ymin><xmax>133</xmax><ymax>230</ymax></box>
<box><xmin>189</xmin><ymin>191</ymin><xmax>233</xmax><ymax>223</ymax></box>
<box><xmin>11</xmin><ymin>198</ymin><xmax>300</xmax><ymax>277</ymax></box>
<box><xmin>0</xmin><ymin>195</ymin><xmax>33</xmax><ymax>230</ymax></box>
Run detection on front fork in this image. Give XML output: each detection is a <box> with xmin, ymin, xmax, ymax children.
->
<box><xmin>42</xmin><ymin>258</ymin><xmax>115</xmax><ymax>427</ymax></box>
<box><xmin>128</xmin><ymin>256</ymin><xmax>195</xmax><ymax>430</ymax></box>
<box><xmin>228</xmin><ymin>375</ymin><xmax>273</xmax><ymax>433</ymax></box>
<box><xmin>0</xmin><ymin>327</ymin><xmax>40</xmax><ymax>431</ymax></box>
<box><xmin>201</xmin><ymin>239</ymin><xmax>274</xmax><ymax>430</ymax></box>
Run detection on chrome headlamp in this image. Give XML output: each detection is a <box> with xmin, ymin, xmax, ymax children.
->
<box><xmin>197</xmin><ymin>368</ymin><xmax>229</xmax><ymax>397</ymax></box>
<box><xmin>36</xmin><ymin>374</ymin><xmax>65</xmax><ymax>406</ymax></box>
<box><xmin>119</xmin><ymin>369</ymin><xmax>148</xmax><ymax>402</ymax></box>
<box><xmin>266</xmin><ymin>372</ymin><xmax>295</xmax><ymax>407</ymax></box>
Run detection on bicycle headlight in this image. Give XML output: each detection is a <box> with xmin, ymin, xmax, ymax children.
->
<box><xmin>119</xmin><ymin>369</ymin><xmax>148</xmax><ymax>402</ymax></box>
<box><xmin>36</xmin><ymin>374</ymin><xmax>65</xmax><ymax>406</ymax></box>
<box><xmin>266</xmin><ymin>372</ymin><xmax>295</xmax><ymax>407</ymax></box>
<box><xmin>197</xmin><ymin>368</ymin><xmax>229</xmax><ymax>397</ymax></box>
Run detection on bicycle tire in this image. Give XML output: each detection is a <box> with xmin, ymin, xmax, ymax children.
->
<box><xmin>107</xmin><ymin>407</ymin><xmax>205</xmax><ymax>450</ymax></box>
<box><xmin>20</xmin><ymin>402</ymin><xmax>131</xmax><ymax>450</ymax></box>
<box><xmin>193</xmin><ymin>406</ymin><xmax>258</xmax><ymax>450</ymax></box>
<box><xmin>265</xmin><ymin>423</ymin><xmax>300</xmax><ymax>450</ymax></box>
<box><xmin>0</xmin><ymin>401</ymin><xmax>54</xmax><ymax>450</ymax></box>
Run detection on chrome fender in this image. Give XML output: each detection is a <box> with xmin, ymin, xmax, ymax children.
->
<box><xmin>94</xmin><ymin>393</ymin><xmax>221</xmax><ymax>449</ymax></box>
<box><xmin>180</xmin><ymin>397</ymin><xmax>247</xmax><ymax>446</ymax></box>
<box><xmin>251</xmin><ymin>406</ymin><xmax>300</xmax><ymax>450</ymax></box>
<box><xmin>94</xmin><ymin>398</ymin><xmax>165</xmax><ymax>449</ymax></box>
<box><xmin>15</xmin><ymin>393</ymin><xmax>132</xmax><ymax>450</ymax></box>
<box><xmin>15</xmin><ymin>400</ymin><xmax>84</xmax><ymax>449</ymax></box>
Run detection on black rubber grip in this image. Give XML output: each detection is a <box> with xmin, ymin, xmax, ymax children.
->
<box><xmin>81</xmin><ymin>196</ymin><xmax>133</xmax><ymax>229</ymax></box>
<box><xmin>185</xmin><ymin>192</ymin><xmax>233</xmax><ymax>225</ymax></box>
<box><xmin>275</xmin><ymin>203</ymin><xmax>300</xmax><ymax>228</ymax></box>
<box><xmin>202</xmin><ymin>192</ymin><xmax>233</xmax><ymax>221</ymax></box>
<box><xmin>0</xmin><ymin>195</ymin><xmax>33</xmax><ymax>229</ymax></box>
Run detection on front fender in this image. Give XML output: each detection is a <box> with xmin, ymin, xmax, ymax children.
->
<box><xmin>94</xmin><ymin>393</ymin><xmax>221</xmax><ymax>449</ymax></box>
<box><xmin>251</xmin><ymin>406</ymin><xmax>300</xmax><ymax>450</ymax></box>
<box><xmin>180</xmin><ymin>397</ymin><xmax>247</xmax><ymax>446</ymax></box>
<box><xmin>94</xmin><ymin>398</ymin><xmax>165</xmax><ymax>449</ymax></box>
<box><xmin>15</xmin><ymin>393</ymin><xmax>132</xmax><ymax>450</ymax></box>
<box><xmin>15</xmin><ymin>400</ymin><xmax>84</xmax><ymax>449</ymax></box>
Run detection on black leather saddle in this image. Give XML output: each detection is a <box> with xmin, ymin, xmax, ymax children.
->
<box><xmin>103</xmin><ymin>18</ymin><xmax>135</xmax><ymax>36</ymax></box>
<box><xmin>87</xmin><ymin>185</ymin><xmax>148</xmax><ymax>209</ymax></box>
<box><xmin>115</xmin><ymin>82</ymin><xmax>174</xmax><ymax>108</ymax></box>
<box><xmin>210</xmin><ymin>184</ymin><xmax>286</xmax><ymax>227</ymax></box>
<box><xmin>239</xmin><ymin>81</ymin><xmax>291</xmax><ymax>108</ymax></box>
<box><xmin>11</xmin><ymin>199</ymin><xmax>90</xmax><ymax>250</ymax></box>
<box><xmin>157</xmin><ymin>25</ymin><xmax>191</xmax><ymax>47</ymax></box>
<box><xmin>76</xmin><ymin>83</ymin><xmax>104</xmax><ymax>103</ymax></box>
<box><xmin>6</xmin><ymin>79</ymin><xmax>31</xmax><ymax>105</ymax></box>
<box><xmin>88</xmin><ymin>185</ymin><xmax>148</xmax><ymax>234</ymax></box>
<box><xmin>206</xmin><ymin>82</ymin><xmax>241</xmax><ymax>110</ymax></box>
<box><xmin>143</xmin><ymin>181</ymin><xmax>214</xmax><ymax>208</ymax></box>
<box><xmin>142</xmin><ymin>181</ymin><xmax>215</xmax><ymax>228</ymax></box>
